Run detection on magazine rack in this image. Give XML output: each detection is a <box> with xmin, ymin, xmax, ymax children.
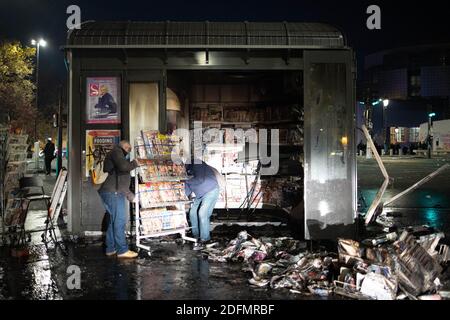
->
<box><xmin>0</xmin><ymin>125</ymin><xmax>8</xmax><ymax>241</ymax></box>
<box><xmin>133</xmin><ymin>131</ymin><xmax>196</xmax><ymax>254</ymax></box>
<box><xmin>0</xmin><ymin>130</ymin><xmax>29</xmax><ymax>245</ymax></box>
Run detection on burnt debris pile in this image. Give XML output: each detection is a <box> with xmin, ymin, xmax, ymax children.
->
<box><xmin>202</xmin><ymin>227</ymin><xmax>450</xmax><ymax>300</ymax></box>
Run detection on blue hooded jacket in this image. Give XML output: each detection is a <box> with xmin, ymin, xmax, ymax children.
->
<box><xmin>185</xmin><ymin>160</ymin><xmax>219</xmax><ymax>198</ymax></box>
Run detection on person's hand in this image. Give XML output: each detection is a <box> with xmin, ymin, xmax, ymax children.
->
<box><xmin>126</xmin><ymin>192</ymin><xmax>135</xmax><ymax>202</ymax></box>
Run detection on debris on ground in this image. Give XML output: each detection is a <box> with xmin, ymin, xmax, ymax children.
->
<box><xmin>202</xmin><ymin>226</ymin><xmax>449</xmax><ymax>300</ymax></box>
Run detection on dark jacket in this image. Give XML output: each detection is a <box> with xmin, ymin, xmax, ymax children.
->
<box><xmin>185</xmin><ymin>160</ymin><xmax>219</xmax><ymax>198</ymax></box>
<box><xmin>43</xmin><ymin>142</ymin><xmax>55</xmax><ymax>159</ymax></box>
<box><xmin>99</xmin><ymin>145</ymin><xmax>138</xmax><ymax>198</ymax></box>
<box><xmin>95</xmin><ymin>92</ymin><xmax>117</xmax><ymax>114</ymax></box>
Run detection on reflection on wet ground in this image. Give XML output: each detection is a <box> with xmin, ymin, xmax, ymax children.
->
<box><xmin>358</xmin><ymin>157</ymin><xmax>450</xmax><ymax>240</ymax></box>
<box><xmin>0</xmin><ymin>240</ymin><xmax>328</xmax><ymax>300</ymax></box>
<box><xmin>1</xmin><ymin>159</ymin><xmax>450</xmax><ymax>300</ymax></box>
<box><xmin>360</xmin><ymin>187</ymin><xmax>450</xmax><ymax>240</ymax></box>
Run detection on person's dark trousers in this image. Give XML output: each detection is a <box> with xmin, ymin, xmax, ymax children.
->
<box><xmin>44</xmin><ymin>157</ymin><xmax>53</xmax><ymax>175</ymax></box>
<box><xmin>98</xmin><ymin>191</ymin><xmax>128</xmax><ymax>255</ymax></box>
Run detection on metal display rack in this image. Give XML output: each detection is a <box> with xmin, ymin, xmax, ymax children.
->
<box><xmin>0</xmin><ymin>124</ymin><xmax>9</xmax><ymax>240</ymax></box>
<box><xmin>133</xmin><ymin>131</ymin><xmax>196</xmax><ymax>254</ymax></box>
<box><xmin>0</xmin><ymin>131</ymin><xmax>29</xmax><ymax>245</ymax></box>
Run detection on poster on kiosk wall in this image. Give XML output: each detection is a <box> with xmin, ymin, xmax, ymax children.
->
<box><xmin>86</xmin><ymin>77</ymin><xmax>121</xmax><ymax>124</ymax></box>
<box><xmin>85</xmin><ymin>130</ymin><xmax>121</xmax><ymax>178</ymax></box>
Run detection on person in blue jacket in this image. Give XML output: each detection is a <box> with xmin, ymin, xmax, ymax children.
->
<box><xmin>185</xmin><ymin>159</ymin><xmax>221</xmax><ymax>250</ymax></box>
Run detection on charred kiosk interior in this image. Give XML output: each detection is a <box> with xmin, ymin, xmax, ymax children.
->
<box><xmin>166</xmin><ymin>70</ymin><xmax>305</xmax><ymax>235</ymax></box>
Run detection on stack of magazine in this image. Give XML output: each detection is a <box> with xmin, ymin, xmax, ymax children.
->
<box><xmin>137</xmin><ymin>158</ymin><xmax>187</xmax><ymax>182</ymax></box>
<box><xmin>1</xmin><ymin>131</ymin><xmax>28</xmax><ymax>228</ymax></box>
<box><xmin>134</xmin><ymin>130</ymin><xmax>190</xmax><ymax>240</ymax></box>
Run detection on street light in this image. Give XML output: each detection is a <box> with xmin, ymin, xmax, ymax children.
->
<box><xmin>380</xmin><ymin>98</ymin><xmax>390</xmax><ymax>154</ymax></box>
<box><xmin>31</xmin><ymin>39</ymin><xmax>46</xmax><ymax>47</ymax></box>
<box><xmin>427</xmin><ymin>112</ymin><xmax>436</xmax><ymax>159</ymax></box>
<box><xmin>30</xmin><ymin>38</ymin><xmax>46</xmax><ymax>142</ymax></box>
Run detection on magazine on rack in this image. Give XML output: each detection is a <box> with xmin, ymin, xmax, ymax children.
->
<box><xmin>137</xmin><ymin>158</ymin><xmax>187</xmax><ymax>181</ymax></box>
<box><xmin>7</xmin><ymin>134</ymin><xmax>28</xmax><ymax>145</ymax></box>
<box><xmin>139</xmin><ymin>208</ymin><xmax>187</xmax><ymax>234</ymax></box>
<box><xmin>141</xmin><ymin>130</ymin><xmax>178</xmax><ymax>158</ymax></box>
<box><xmin>138</xmin><ymin>182</ymin><xmax>188</xmax><ymax>208</ymax></box>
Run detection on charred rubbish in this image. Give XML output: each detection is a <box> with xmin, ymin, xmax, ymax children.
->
<box><xmin>201</xmin><ymin>227</ymin><xmax>449</xmax><ymax>300</ymax></box>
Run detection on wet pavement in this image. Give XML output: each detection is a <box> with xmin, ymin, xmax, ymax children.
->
<box><xmin>0</xmin><ymin>171</ymin><xmax>313</xmax><ymax>300</ymax></box>
<box><xmin>358</xmin><ymin>156</ymin><xmax>450</xmax><ymax>240</ymax></box>
<box><xmin>1</xmin><ymin>157</ymin><xmax>450</xmax><ymax>300</ymax></box>
<box><xmin>0</xmin><ymin>239</ymin><xmax>333</xmax><ymax>300</ymax></box>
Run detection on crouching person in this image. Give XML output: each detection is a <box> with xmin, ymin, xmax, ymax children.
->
<box><xmin>185</xmin><ymin>159</ymin><xmax>222</xmax><ymax>250</ymax></box>
<box><xmin>99</xmin><ymin>140</ymin><xmax>139</xmax><ymax>258</ymax></box>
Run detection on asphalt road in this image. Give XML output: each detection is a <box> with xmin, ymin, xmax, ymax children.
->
<box><xmin>357</xmin><ymin>155</ymin><xmax>450</xmax><ymax>238</ymax></box>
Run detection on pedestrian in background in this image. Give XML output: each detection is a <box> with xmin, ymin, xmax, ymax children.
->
<box><xmin>43</xmin><ymin>138</ymin><xmax>55</xmax><ymax>175</ymax></box>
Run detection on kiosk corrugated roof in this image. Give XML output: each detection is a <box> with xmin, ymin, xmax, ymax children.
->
<box><xmin>66</xmin><ymin>21</ymin><xmax>346</xmax><ymax>49</ymax></box>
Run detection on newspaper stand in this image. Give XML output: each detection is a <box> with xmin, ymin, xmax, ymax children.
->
<box><xmin>133</xmin><ymin>131</ymin><xmax>196</xmax><ymax>255</ymax></box>
<box><xmin>1</xmin><ymin>132</ymin><xmax>29</xmax><ymax>245</ymax></box>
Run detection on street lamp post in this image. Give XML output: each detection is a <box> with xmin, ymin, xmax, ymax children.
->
<box><xmin>364</xmin><ymin>100</ymin><xmax>373</xmax><ymax>159</ymax></box>
<box><xmin>382</xmin><ymin>99</ymin><xmax>389</xmax><ymax>154</ymax></box>
<box><xmin>30</xmin><ymin>38</ymin><xmax>47</xmax><ymax>142</ymax></box>
<box><xmin>427</xmin><ymin>112</ymin><xmax>436</xmax><ymax>159</ymax></box>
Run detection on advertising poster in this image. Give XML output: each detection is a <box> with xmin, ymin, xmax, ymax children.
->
<box><xmin>85</xmin><ymin>130</ymin><xmax>120</xmax><ymax>177</ymax></box>
<box><xmin>86</xmin><ymin>77</ymin><xmax>121</xmax><ymax>124</ymax></box>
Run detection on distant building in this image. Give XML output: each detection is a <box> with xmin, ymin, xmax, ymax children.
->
<box><xmin>389</xmin><ymin>126</ymin><xmax>420</xmax><ymax>145</ymax></box>
<box><xmin>362</xmin><ymin>43</ymin><xmax>450</xmax><ymax>147</ymax></box>
<box><xmin>419</xmin><ymin>119</ymin><xmax>450</xmax><ymax>151</ymax></box>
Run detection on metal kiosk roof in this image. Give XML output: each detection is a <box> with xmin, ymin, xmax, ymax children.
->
<box><xmin>65</xmin><ymin>21</ymin><xmax>346</xmax><ymax>49</ymax></box>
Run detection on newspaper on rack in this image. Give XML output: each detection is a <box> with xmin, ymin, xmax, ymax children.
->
<box><xmin>7</xmin><ymin>134</ymin><xmax>28</xmax><ymax>145</ymax></box>
<box><xmin>4</xmin><ymin>171</ymin><xmax>21</xmax><ymax>190</ymax></box>
<box><xmin>139</xmin><ymin>208</ymin><xmax>187</xmax><ymax>234</ymax></box>
<box><xmin>4</xmin><ymin>198</ymin><xmax>25</xmax><ymax>227</ymax></box>
<box><xmin>6</xmin><ymin>161</ymin><xmax>27</xmax><ymax>176</ymax></box>
<box><xmin>138</xmin><ymin>182</ymin><xmax>188</xmax><ymax>208</ymax></box>
<box><xmin>141</xmin><ymin>130</ymin><xmax>181</xmax><ymax>158</ymax></box>
<box><xmin>137</xmin><ymin>158</ymin><xmax>187</xmax><ymax>182</ymax></box>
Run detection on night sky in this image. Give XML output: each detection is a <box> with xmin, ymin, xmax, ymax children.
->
<box><xmin>1</xmin><ymin>0</ymin><xmax>449</xmax><ymax>106</ymax></box>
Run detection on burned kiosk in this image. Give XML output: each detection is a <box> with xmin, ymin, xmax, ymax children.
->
<box><xmin>64</xmin><ymin>21</ymin><xmax>356</xmax><ymax>240</ymax></box>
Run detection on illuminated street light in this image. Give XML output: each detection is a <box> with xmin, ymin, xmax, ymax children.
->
<box><xmin>427</xmin><ymin>112</ymin><xmax>436</xmax><ymax>159</ymax></box>
<box><xmin>30</xmin><ymin>37</ymin><xmax>47</xmax><ymax>142</ymax></box>
<box><xmin>383</xmin><ymin>99</ymin><xmax>389</xmax><ymax>107</ymax></box>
